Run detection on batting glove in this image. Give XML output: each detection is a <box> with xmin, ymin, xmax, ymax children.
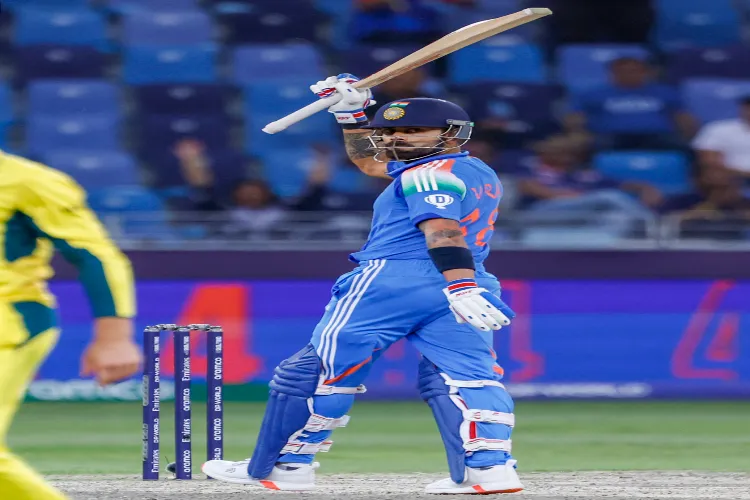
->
<box><xmin>310</xmin><ymin>73</ymin><xmax>376</xmax><ymax>125</ymax></box>
<box><xmin>443</xmin><ymin>279</ymin><xmax>515</xmax><ymax>332</ymax></box>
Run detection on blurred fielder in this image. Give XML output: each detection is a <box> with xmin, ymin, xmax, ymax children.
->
<box><xmin>204</xmin><ymin>74</ymin><xmax>522</xmax><ymax>494</ymax></box>
<box><xmin>0</xmin><ymin>152</ymin><xmax>141</xmax><ymax>499</ymax></box>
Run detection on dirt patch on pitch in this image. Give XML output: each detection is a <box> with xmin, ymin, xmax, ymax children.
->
<box><xmin>49</xmin><ymin>471</ymin><xmax>750</xmax><ymax>500</ymax></box>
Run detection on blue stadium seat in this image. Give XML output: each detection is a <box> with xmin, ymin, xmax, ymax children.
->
<box><xmin>2</xmin><ymin>0</ymin><xmax>88</xmax><ymax>9</ymax></box>
<box><xmin>15</xmin><ymin>8</ymin><xmax>107</xmax><ymax>48</ymax></box>
<box><xmin>28</xmin><ymin>80</ymin><xmax>120</xmax><ymax>118</ymax></box>
<box><xmin>654</xmin><ymin>0</ymin><xmax>741</xmax><ymax>50</ymax></box>
<box><xmin>134</xmin><ymin>84</ymin><xmax>228</xmax><ymax>114</ymax></box>
<box><xmin>217</xmin><ymin>0</ymin><xmax>321</xmax><ymax>44</ymax></box>
<box><xmin>140</xmin><ymin>114</ymin><xmax>230</xmax><ymax>156</ymax></box>
<box><xmin>43</xmin><ymin>150</ymin><xmax>139</xmax><ymax>189</ymax></box>
<box><xmin>259</xmin><ymin>149</ymin><xmax>317</xmax><ymax>198</ymax></box>
<box><xmin>448</xmin><ymin>43</ymin><xmax>545</xmax><ymax>84</ymax></box>
<box><xmin>26</xmin><ymin>115</ymin><xmax>121</xmax><ymax>157</ymax></box>
<box><xmin>441</xmin><ymin>0</ymin><xmax>536</xmax><ymax>42</ymax></box>
<box><xmin>667</xmin><ymin>46</ymin><xmax>750</xmax><ymax>82</ymax></box>
<box><xmin>246</xmin><ymin>111</ymin><xmax>336</xmax><ymax>157</ymax></box>
<box><xmin>341</xmin><ymin>45</ymin><xmax>423</xmax><ymax>78</ymax></box>
<box><xmin>457</xmin><ymin>82</ymin><xmax>562</xmax><ymax>144</ymax></box>
<box><xmin>0</xmin><ymin>83</ymin><xmax>14</xmax><ymax>127</ymax></box>
<box><xmin>87</xmin><ymin>185</ymin><xmax>172</xmax><ymax>240</ymax></box>
<box><xmin>123</xmin><ymin>45</ymin><xmax>218</xmax><ymax>84</ymax></box>
<box><xmin>593</xmin><ymin>151</ymin><xmax>690</xmax><ymax>194</ymax></box>
<box><xmin>122</xmin><ymin>11</ymin><xmax>213</xmax><ymax>46</ymax></box>
<box><xmin>14</xmin><ymin>46</ymin><xmax>108</xmax><ymax>84</ymax></box>
<box><xmin>232</xmin><ymin>44</ymin><xmax>323</xmax><ymax>85</ymax></box>
<box><xmin>243</xmin><ymin>81</ymin><xmax>316</xmax><ymax>116</ymax></box>
<box><xmin>108</xmin><ymin>0</ymin><xmax>199</xmax><ymax>15</ymax></box>
<box><xmin>681</xmin><ymin>78</ymin><xmax>750</xmax><ymax>123</ymax></box>
<box><xmin>557</xmin><ymin>44</ymin><xmax>651</xmax><ymax>94</ymax></box>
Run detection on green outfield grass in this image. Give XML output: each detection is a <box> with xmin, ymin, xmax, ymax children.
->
<box><xmin>8</xmin><ymin>401</ymin><xmax>750</xmax><ymax>475</ymax></box>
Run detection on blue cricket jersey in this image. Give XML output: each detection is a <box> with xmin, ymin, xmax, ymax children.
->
<box><xmin>350</xmin><ymin>151</ymin><xmax>504</xmax><ymax>264</ymax></box>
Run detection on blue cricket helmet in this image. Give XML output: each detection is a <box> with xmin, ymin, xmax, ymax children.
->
<box><xmin>363</xmin><ymin>97</ymin><xmax>474</xmax><ymax>140</ymax></box>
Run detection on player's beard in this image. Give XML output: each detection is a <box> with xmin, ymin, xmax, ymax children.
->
<box><xmin>384</xmin><ymin>139</ymin><xmax>444</xmax><ymax>161</ymax></box>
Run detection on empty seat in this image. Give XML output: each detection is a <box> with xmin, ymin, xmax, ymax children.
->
<box><xmin>2</xmin><ymin>0</ymin><xmax>88</xmax><ymax>10</ymax></box>
<box><xmin>441</xmin><ymin>0</ymin><xmax>536</xmax><ymax>41</ymax></box>
<box><xmin>43</xmin><ymin>150</ymin><xmax>139</xmax><ymax>188</ymax></box>
<box><xmin>448</xmin><ymin>43</ymin><xmax>545</xmax><ymax>84</ymax></box>
<box><xmin>246</xmin><ymin>110</ymin><xmax>335</xmax><ymax>156</ymax></box>
<box><xmin>14</xmin><ymin>8</ymin><xmax>107</xmax><ymax>47</ymax></box>
<box><xmin>217</xmin><ymin>0</ymin><xmax>321</xmax><ymax>44</ymax></box>
<box><xmin>0</xmin><ymin>83</ymin><xmax>14</xmax><ymax>126</ymax></box>
<box><xmin>557</xmin><ymin>44</ymin><xmax>651</xmax><ymax>93</ymax></box>
<box><xmin>593</xmin><ymin>151</ymin><xmax>690</xmax><ymax>194</ymax></box>
<box><xmin>341</xmin><ymin>45</ymin><xmax>423</xmax><ymax>78</ymax></box>
<box><xmin>108</xmin><ymin>0</ymin><xmax>199</xmax><ymax>14</ymax></box>
<box><xmin>232</xmin><ymin>44</ymin><xmax>323</xmax><ymax>85</ymax></box>
<box><xmin>140</xmin><ymin>114</ymin><xmax>230</xmax><ymax>156</ymax></box>
<box><xmin>134</xmin><ymin>84</ymin><xmax>228</xmax><ymax>114</ymax></box>
<box><xmin>14</xmin><ymin>45</ymin><xmax>108</xmax><ymax>84</ymax></box>
<box><xmin>682</xmin><ymin>78</ymin><xmax>750</xmax><ymax>123</ymax></box>
<box><xmin>122</xmin><ymin>10</ymin><xmax>213</xmax><ymax>46</ymax></box>
<box><xmin>458</xmin><ymin>82</ymin><xmax>562</xmax><ymax>142</ymax></box>
<box><xmin>654</xmin><ymin>0</ymin><xmax>741</xmax><ymax>50</ymax></box>
<box><xmin>124</xmin><ymin>45</ymin><xmax>218</xmax><ymax>84</ymax></box>
<box><xmin>28</xmin><ymin>80</ymin><xmax>120</xmax><ymax>117</ymax></box>
<box><xmin>26</xmin><ymin>115</ymin><xmax>121</xmax><ymax>156</ymax></box>
<box><xmin>86</xmin><ymin>185</ymin><xmax>170</xmax><ymax>239</ymax></box>
<box><xmin>667</xmin><ymin>46</ymin><xmax>750</xmax><ymax>82</ymax></box>
<box><xmin>243</xmin><ymin>81</ymin><xmax>317</xmax><ymax>116</ymax></box>
<box><xmin>259</xmin><ymin>149</ymin><xmax>317</xmax><ymax>198</ymax></box>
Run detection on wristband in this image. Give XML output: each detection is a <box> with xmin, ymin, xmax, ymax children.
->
<box><xmin>428</xmin><ymin>246</ymin><xmax>475</xmax><ymax>273</ymax></box>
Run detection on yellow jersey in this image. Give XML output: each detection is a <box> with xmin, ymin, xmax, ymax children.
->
<box><xmin>0</xmin><ymin>151</ymin><xmax>135</xmax><ymax>318</ymax></box>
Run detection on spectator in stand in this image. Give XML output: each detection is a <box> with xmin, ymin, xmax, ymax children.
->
<box><xmin>692</xmin><ymin>95</ymin><xmax>750</xmax><ymax>182</ymax></box>
<box><xmin>564</xmin><ymin>57</ymin><xmax>698</xmax><ymax>150</ymax></box>
<box><xmin>173</xmin><ymin>140</ymin><xmax>378</xmax><ymax>236</ymax></box>
<box><xmin>351</xmin><ymin>0</ymin><xmax>442</xmax><ymax>44</ymax></box>
<box><xmin>661</xmin><ymin>166</ymin><xmax>750</xmax><ymax>240</ymax></box>
<box><xmin>518</xmin><ymin>134</ymin><xmax>662</xmax><ymax>235</ymax></box>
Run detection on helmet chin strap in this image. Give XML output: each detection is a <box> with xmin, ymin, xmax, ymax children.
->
<box><xmin>368</xmin><ymin>126</ymin><xmax>472</xmax><ymax>164</ymax></box>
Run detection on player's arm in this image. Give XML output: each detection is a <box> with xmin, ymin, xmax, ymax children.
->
<box><xmin>402</xmin><ymin>165</ymin><xmax>514</xmax><ymax>331</ymax></box>
<box><xmin>310</xmin><ymin>73</ymin><xmax>390</xmax><ymax>179</ymax></box>
<box><xmin>19</xmin><ymin>167</ymin><xmax>141</xmax><ymax>383</ymax></box>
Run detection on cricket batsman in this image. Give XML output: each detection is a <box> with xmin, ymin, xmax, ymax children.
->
<box><xmin>203</xmin><ymin>74</ymin><xmax>523</xmax><ymax>494</ymax></box>
<box><xmin>0</xmin><ymin>151</ymin><xmax>141</xmax><ymax>499</ymax></box>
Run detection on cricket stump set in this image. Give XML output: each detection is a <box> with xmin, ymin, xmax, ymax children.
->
<box><xmin>142</xmin><ymin>324</ymin><xmax>224</xmax><ymax>480</ymax></box>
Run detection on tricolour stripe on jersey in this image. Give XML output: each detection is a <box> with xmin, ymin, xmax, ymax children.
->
<box><xmin>401</xmin><ymin>159</ymin><xmax>466</xmax><ymax>199</ymax></box>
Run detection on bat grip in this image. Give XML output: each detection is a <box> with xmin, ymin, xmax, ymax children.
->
<box><xmin>262</xmin><ymin>94</ymin><xmax>343</xmax><ymax>134</ymax></box>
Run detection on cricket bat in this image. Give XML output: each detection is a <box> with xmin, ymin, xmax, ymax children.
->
<box><xmin>262</xmin><ymin>7</ymin><xmax>552</xmax><ymax>134</ymax></box>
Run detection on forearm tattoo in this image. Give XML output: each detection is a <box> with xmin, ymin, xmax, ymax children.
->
<box><xmin>426</xmin><ymin>229</ymin><xmax>466</xmax><ymax>248</ymax></box>
<box><xmin>344</xmin><ymin>131</ymin><xmax>374</xmax><ymax>160</ymax></box>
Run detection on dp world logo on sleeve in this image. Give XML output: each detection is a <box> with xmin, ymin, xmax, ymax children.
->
<box><xmin>424</xmin><ymin>194</ymin><xmax>454</xmax><ymax>209</ymax></box>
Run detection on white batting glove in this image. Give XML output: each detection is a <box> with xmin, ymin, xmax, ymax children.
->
<box><xmin>310</xmin><ymin>73</ymin><xmax>376</xmax><ymax>125</ymax></box>
<box><xmin>443</xmin><ymin>279</ymin><xmax>516</xmax><ymax>332</ymax></box>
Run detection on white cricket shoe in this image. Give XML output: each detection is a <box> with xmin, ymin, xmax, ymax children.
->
<box><xmin>425</xmin><ymin>460</ymin><xmax>524</xmax><ymax>495</ymax></box>
<box><xmin>201</xmin><ymin>459</ymin><xmax>319</xmax><ymax>491</ymax></box>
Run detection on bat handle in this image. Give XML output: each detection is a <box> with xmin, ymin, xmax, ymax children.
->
<box><xmin>262</xmin><ymin>94</ymin><xmax>343</xmax><ymax>134</ymax></box>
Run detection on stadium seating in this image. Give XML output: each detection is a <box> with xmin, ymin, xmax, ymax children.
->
<box><xmin>14</xmin><ymin>46</ymin><xmax>108</xmax><ymax>84</ymax></box>
<box><xmin>440</xmin><ymin>0</ymin><xmax>536</xmax><ymax>40</ymax></box>
<box><xmin>122</xmin><ymin>10</ymin><xmax>213</xmax><ymax>46</ymax></box>
<box><xmin>108</xmin><ymin>0</ymin><xmax>200</xmax><ymax>14</ymax></box>
<box><xmin>28</xmin><ymin>80</ymin><xmax>120</xmax><ymax>118</ymax></box>
<box><xmin>667</xmin><ymin>46</ymin><xmax>750</xmax><ymax>82</ymax></box>
<box><xmin>86</xmin><ymin>185</ymin><xmax>173</xmax><ymax>239</ymax></box>
<box><xmin>593</xmin><ymin>151</ymin><xmax>691</xmax><ymax>194</ymax></box>
<box><xmin>134</xmin><ymin>84</ymin><xmax>228</xmax><ymax>115</ymax></box>
<box><xmin>26</xmin><ymin>115</ymin><xmax>121</xmax><ymax>157</ymax></box>
<box><xmin>1</xmin><ymin>0</ymin><xmax>89</xmax><ymax>9</ymax></box>
<box><xmin>216</xmin><ymin>0</ymin><xmax>321</xmax><ymax>44</ymax></box>
<box><xmin>148</xmin><ymin>149</ymin><xmax>246</xmax><ymax>196</ymax></box>
<box><xmin>681</xmin><ymin>78</ymin><xmax>750</xmax><ymax>123</ymax></box>
<box><xmin>556</xmin><ymin>44</ymin><xmax>652</xmax><ymax>94</ymax></box>
<box><xmin>14</xmin><ymin>8</ymin><xmax>107</xmax><ymax>48</ymax></box>
<box><xmin>448</xmin><ymin>43</ymin><xmax>546</xmax><ymax>84</ymax></box>
<box><xmin>654</xmin><ymin>0</ymin><xmax>741</xmax><ymax>50</ymax></box>
<box><xmin>260</xmin><ymin>149</ymin><xmax>318</xmax><ymax>198</ymax></box>
<box><xmin>457</xmin><ymin>82</ymin><xmax>563</xmax><ymax>144</ymax></box>
<box><xmin>341</xmin><ymin>45</ymin><xmax>424</xmax><ymax>78</ymax></box>
<box><xmin>43</xmin><ymin>150</ymin><xmax>139</xmax><ymax>189</ymax></box>
<box><xmin>0</xmin><ymin>83</ymin><xmax>13</xmax><ymax>150</ymax></box>
<box><xmin>139</xmin><ymin>114</ymin><xmax>230</xmax><ymax>158</ymax></box>
<box><xmin>123</xmin><ymin>45</ymin><xmax>218</xmax><ymax>84</ymax></box>
<box><xmin>232</xmin><ymin>44</ymin><xmax>324</xmax><ymax>84</ymax></box>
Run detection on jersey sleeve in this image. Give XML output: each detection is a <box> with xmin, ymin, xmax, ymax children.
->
<box><xmin>400</xmin><ymin>160</ymin><xmax>467</xmax><ymax>225</ymax></box>
<box><xmin>18</xmin><ymin>166</ymin><xmax>136</xmax><ymax>318</ymax></box>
